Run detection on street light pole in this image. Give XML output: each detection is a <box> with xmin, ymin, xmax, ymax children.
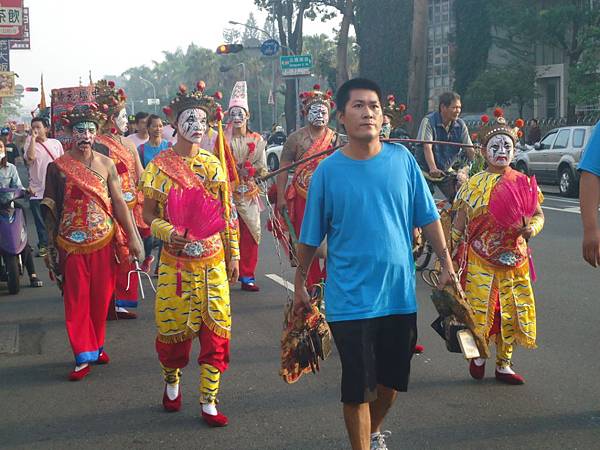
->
<box><xmin>139</xmin><ymin>76</ymin><xmax>157</xmax><ymax>114</ymax></box>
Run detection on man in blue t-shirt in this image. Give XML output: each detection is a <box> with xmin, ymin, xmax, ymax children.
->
<box><xmin>578</xmin><ymin>122</ymin><xmax>600</xmax><ymax>267</ymax></box>
<box><xmin>294</xmin><ymin>78</ymin><xmax>455</xmax><ymax>450</ymax></box>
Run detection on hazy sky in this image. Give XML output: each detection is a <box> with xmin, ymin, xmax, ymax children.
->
<box><xmin>12</xmin><ymin>0</ymin><xmax>333</xmax><ymax>111</ymax></box>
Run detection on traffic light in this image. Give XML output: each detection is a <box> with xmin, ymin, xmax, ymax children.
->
<box><xmin>216</xmin><ymin>44</ymin><xmax>244</xmax><ymax>55</ymax></box>
<box><xmin>25</xmin><ymin>87</ymin><xmax>39</xmax><ymax>92</ymax></box>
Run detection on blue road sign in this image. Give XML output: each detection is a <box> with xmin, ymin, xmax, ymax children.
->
<box><xmin>260</xmin><ymin>39</ymin><xmax>280</xmax><ymax>57</ymax></box>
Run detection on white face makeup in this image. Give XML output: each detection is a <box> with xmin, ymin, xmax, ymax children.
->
<box><xmin>115</xmin><ymin>108</ymin><xmax>128</xmax><ymax>134</ymax></box>
<box><xmin>177</xmin><ymin>108</ymin><xmax>208</xmax><ymax>144</ymax></box>
<box><xmin>486</xmin><ymin>134</ymin><xmax>514</xmax><ymax>167</ymax></box>
<box><xmin>72</xmin><ymin>121</ymin><xmax>98</xmax><ymax>151</ymax></box>
<box><xmin>229</xmin><ymin>106</ymin><xmax>247</xmax><ymax>129</ymax></box>
<box><xmin>307</xmin><ymin>103</ymin><xmax>329</xmax><ymax>127</ymax></box>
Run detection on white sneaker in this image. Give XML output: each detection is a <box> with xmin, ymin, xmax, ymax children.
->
<box><xmin>371</xmin><ymin>431</ymin><xmax>392</xmax><ymax>450</ymax></box>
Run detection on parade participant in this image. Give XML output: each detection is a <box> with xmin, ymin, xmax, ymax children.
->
<box><xmin>579</xmin><ymin>122</ymin><xmax>600</xmax><ymax>267</ymax></box>
<box><xmin>140</xmin><ymin>82</ymin><xmax>239</xmax><ymax>426</ymax></box>
<box><xmin>452</xmin><ymin>111</ymin><xmax>544</xmax><ymax>385</ymax></box>
<box><xmin>415</xmin><ymin>92</ymin><xmax>474</xmax><ymax>201</ymax></box>
<box><xmin>224</xmin><ymin>81</ymin><xmax>267</xmax><ymax>291</ymax></box>
<box><xmin>294</xmin><ymin>78</ymin><xmax>453</xmax><ymax>450</ymax></box>
<box><xmin>94</xmin><ymin>80</ymin><xmax>147</xmax><ymax>319</ymax></box>
<box><xmin>381</xmin><ymin>95</ymin><xmax>412</xmax><ymax>140</ymax></box>
<box><xmin>24</xmin><ymin>117</ymin><xmax>64</xmax><ymax>257</ymax></box>
<box><xmin>275</xmin><ymin>84</ymin><xmax>341</xmax><ymax>288</ymax></box>
<box><xmin>127</xmin><ymin>111</ymin><xmax>149</xmax><ymax>148</ymax></box>
<box><xmin>42</xmin><ymin>103</ymin><xmax>143</xmax><ymax>381</ymax></box>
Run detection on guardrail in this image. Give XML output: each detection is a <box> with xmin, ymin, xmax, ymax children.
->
<box><xmin>464</xmin><ymin>114</ymin><xmax>600</xmax><ymax>138</ymax></box>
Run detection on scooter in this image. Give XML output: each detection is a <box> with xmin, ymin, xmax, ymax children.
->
<box><xmin>0</xmin><ymin>188</ymin><xmax>27</xmax><ymax>294</ymax></box>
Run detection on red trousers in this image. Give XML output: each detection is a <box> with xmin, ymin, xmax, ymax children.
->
<box><xmin>155</xmin><ymin>326</ymin><xmax>230</xmax><ymax>373</ymax></box>
<box><xmin>62</xmin><ymin>244</ymin><xmax>116</xmax><ymax>365</ymax></box>
<box><xmin>239</xmin><ymin>218</ymin><xmax>259</xmax><ymax>284</ymax></box>
<box><xmin>290</xmin><ymin>195</ymin><xmax>326</xmax><ymax>288</ymax></box>
<box><xmin>115</xmin><ymin>260</ymin><xmax>138</xmax><ymax>308</ymax></box>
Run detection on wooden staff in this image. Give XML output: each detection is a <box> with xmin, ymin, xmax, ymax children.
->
<box><xmin>259</xmin><ymin>138</ymin><xmax>480</xmax><ymax>181</ymax></box>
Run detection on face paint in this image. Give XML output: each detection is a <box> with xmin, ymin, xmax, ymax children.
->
<box><xmin>229</xmin><ymin>106</ymin><xmax>247</xmax><ymax>129</ymax></box>
<box><xmin>115</xmin><ymin>108</ymin><xmax>128</xmax><ymax>134</ymax></box>
<box><xmin>177</xmin><ymin>108</ymin><xmax>207</xmax><ymax>144</ymax></box>
<box><xmin>380</xmin><ymin>123</ymin><xmax>391</xmax><ymax>138</ymax></box>
<box><xmin>486</xmin><ymin>134</ymin><xmax>514</xmax><ymax>167</ymax></box>
<box><xmin>72</xmin><ymin>121</ymin><xmax>98</xmax><ymax>151</ymax></box>
<box><xmin>307</xmin><ymin>103</ymin><xmax>329</xmax><ymax>127</ymax></box>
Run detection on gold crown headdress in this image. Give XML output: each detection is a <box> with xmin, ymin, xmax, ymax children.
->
<box><xmin>299</xmin><ymin>84</ymin><xmax>335</xmax><ymax>113</ymax></box>
<box><xmin>478</xmin><ymin>108</ymin><xmax>524</xmax><ymax>145</ymax></box>
<box><xmin>60</xmin><ymin>103</ymin><xmax>108</xmax><ymax>129</ymax></box>
<box><xmin>94</xmin><ymin>79</ymin><xmax>127</xmax><ymax>117</ymax></box>
<box><xmin>383</xmin><ymin>94</ymin><xmax>413</xmax><ymax>129</ymax></box>
<box><xmin>162</xmin><ymin>81</ymin><xmax>223</xmax><ymax>125</ymax></box>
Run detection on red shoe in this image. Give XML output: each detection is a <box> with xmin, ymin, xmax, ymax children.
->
<box><xmin>140</xmin><ymin>255</ymin><xmax>155</xmax><ymax>273</ymax></box>
<box><xmin>202</xmin><ymin>410</ymin><xmax>228</xmax><ymax>427</ymax></box>
<box><xmin>162</xmin><ymin>384</ymin><xmax>182</xmax><ymax>412</ymax></box>
<box><xmin>495</xmin><ymin>369</ymin><xmax>525</xmax><ymax>385</ymax></box>
<box><xmin>96</xmin><ymin>351</ymin><xmax>110</xmax><ymax>365</ymax></box>
<box><xmin>116</xmin><ymin>310</ymin><xmax>137</xmax><ymax>320</ymax></box>
<box><xmin>69</xmin><ymin>365</ymin><xmax>90</xmax><ymax>381</ymax></box>
<box><xmin>469</xmin><ymin>359</ymin><xmax>486</xmax><ymax>380</ymax></box>
<box><xmin>241</xmin><ymin>282</ymin><xmax>260</xmax><ymax>292</ymax></box>
<box><xmin>414</xmin><ymin>344</ymin><xmax>425</xmax><ymax>354</ymax></box>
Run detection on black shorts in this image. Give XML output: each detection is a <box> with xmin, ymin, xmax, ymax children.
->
<box><xmin>328</xmin><ymin>313</ymin><xmax>417</xmax><ymax>404</ymax></box>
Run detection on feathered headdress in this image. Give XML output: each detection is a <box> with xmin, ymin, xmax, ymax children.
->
<box><xmin>299</xmin><ymin>84</ymin><xmax>335</xmax><ymax>114</ymax></box>
<box><xmin>163</xmin><ymin>81</ymin><xmax>223</xmax><ymax>126</ymax></box>
<box><xmin>478</xmin><ymin>107</ymin><xmax>524</xmax><ymax>145</ymax></box>
<box><xmin>94</xmin><ymin>80</ymin><xmax>127</xmax><ymax>117</ymax></box>
<box><xmin>383</xmin><ymin>94</ymin><xmax>412</xmax><ymax>129</ymax></box>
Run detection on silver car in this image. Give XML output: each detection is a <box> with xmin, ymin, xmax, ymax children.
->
<box><xmin>513</xmin><ymin>125</ymin><xmax>595</xmax><ymax>197</ymax></box>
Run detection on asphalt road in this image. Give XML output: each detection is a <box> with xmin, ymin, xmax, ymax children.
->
<box><xmin>1</xmin><ymin>182</ymin><xmax>600</xmax><ymax>450</ymax></box>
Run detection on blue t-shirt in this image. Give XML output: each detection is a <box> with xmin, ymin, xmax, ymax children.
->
<box><xmin>139</xmin><ymin>139</ymin><xmax>170</xmax><ymax>167</ymax></box>
<box><xmin>299</xmin><ymin>143</ymin><xmax>440</xmax><ymax>322</ymax></box>
<box><xmin>578</xmin><ymin>122</ymin><xmax>600</xmax><ymax>177</ymax></box>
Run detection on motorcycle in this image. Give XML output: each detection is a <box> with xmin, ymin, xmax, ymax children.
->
<box><xmin>0</xmin><ymin>188</ymin><xmax>28</xmax><ymax>294</ymax></box>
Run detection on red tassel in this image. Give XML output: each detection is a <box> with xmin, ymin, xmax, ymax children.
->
<box><xmin>176</xmin><ymin>268</ymin><xmax>183</xmax><ymax>297</ymax></box>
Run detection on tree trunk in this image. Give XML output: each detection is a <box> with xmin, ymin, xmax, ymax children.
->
<box><xmin>336</xmin><ymin>0</ymin><xmax>353</xmax><ymax>88</ymax></box>
<box><xmin>407</xmin><ymin>0</ymin><xmax>428</xmax><ymax>136</ymax></box>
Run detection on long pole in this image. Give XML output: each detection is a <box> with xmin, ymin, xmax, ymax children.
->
<box><xmin>259</xmin><ymin>138</ymin><xmax>481</xmax><ymax>181</ymax></box>
<box><xmin>139</xmin><ymin>76</ymin><xmax>157</xmax><ymax>114</ymax></box>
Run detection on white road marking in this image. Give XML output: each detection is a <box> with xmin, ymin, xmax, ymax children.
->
<box><xmin>265</xmin><ymin>273</ymin><xmax>295</xmax><ymax>292</ymax></box>
<box><xmin>543</xmin><ymin>195</ymin><xmax>580</xmax><ymax>204</ymax></box>
<box><xmin>542</xmin><ymin>205</ymin><xmax>581</xmax><ymax>214</ymax></box>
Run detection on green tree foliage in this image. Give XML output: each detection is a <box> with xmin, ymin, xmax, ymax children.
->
<box><xmin>354</xmin><ymin>0</ymin><xmax>412</xmax><ymax>102</ymax></box>
<box><xmin>452</xmin><ymin>0</ymin><xmax>492</xmax><ymax>96</ymax></box>
<box><xmin>465</xmin><ymin>62</ymin><xmax>537</xmax><ymax>117</ymax></box>
<box><xmin>0</xmin><ymin>96</ymin><xmax>23</xmax><ymax>124</ymax></box>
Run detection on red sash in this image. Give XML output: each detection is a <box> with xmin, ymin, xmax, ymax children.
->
<box><xmin>95</xmin><ymin>134</ymin><xmax>137</xmax><ymax>206</ymax></box>
<box><xmin>54</xmin><ymin>154</ymin><xmax>127</xmax><ymax>258</ymax></box>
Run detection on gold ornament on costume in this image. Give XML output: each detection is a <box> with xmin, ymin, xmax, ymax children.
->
<box><xmin>478</xmin><ymin>108</ymin><xmax>525</xmax><ymax>145</ymax></box>
<box><xmin>162</xmin><ymin>81</ymin><xmax>223</xmax><ymax>125</ymax></box>
<box><xmin>60</xmin><ymin>103</ymin><xmax>108</xmax><ymax>129</ymax></box>
<box><xmin>94</xmin><ymin>79</ymin><xmax>128</xmax><ymax>117</ymax></box>
<box><xmin>299</xmin><ymin>84</ymin><xmax>335</xmax><ymax>114</ymax></box>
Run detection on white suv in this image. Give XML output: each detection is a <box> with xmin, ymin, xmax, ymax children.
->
<box><xmin>513</xmin><ymin>125</ymin><xmax>595</xmax><ymax>197</ymax></box>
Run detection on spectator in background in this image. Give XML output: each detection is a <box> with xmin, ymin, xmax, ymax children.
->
<box><xmin>162</xmin><ymin>121</ymin><xmax>177</xmax><ymax>145</ymax></box>
<box><xmin>137</xmin><ymin>114</ymin><xmax>170</xmax><ymax>273</ymax></box>
<box><xmin>13</xmin><ymin>123</ymin><xmax>28</xmax><ymax>161</ymax></box>
<box><xmin>24</xmin><ymin>117</ymin><xmax>64</xmax><ymax>257</ymax></box>
<box><xmin>1</xmin><ymin>128</ymin><xmax>19</xmax><ymax>165</ymax></box>
<box><xmin>127</xmin><ymin>111</ymin><xmax>149</xmax><ymax>149</ymax></box>
<box><xmin>526</xmin><ymin>119</ymin><xmax>541</xmax><ymax>145</ymax></box>
<box><xmin>267</xmin><ymin>124</ymin><xmax>287</xmax><ymax>147</ymax></box>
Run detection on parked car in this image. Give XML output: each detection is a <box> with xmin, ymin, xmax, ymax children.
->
<box><xmin>512</xmin><ymin>125</ymin><xmax>594</xmax><ymax>197</ymax></box>
<box><xmin>266</xmin><ymin>144</ymin><xmax>283</xmax><ymax>172</ymax></box>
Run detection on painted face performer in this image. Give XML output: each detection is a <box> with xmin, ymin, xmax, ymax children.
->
<box><xmin>275</xmin><ymin>84</ymin><xmax>341</xmax><ymax>288</ymax></box>
<box><xmin>94</xmin><ymin>80</ymin><xmax>147</xmax><ymax>320</ymax></box>
<box><xmin>224</xmin><ymin>81</ymin><xmax>267</xmax><ymax>292</ymax></box>
<box><xmin>452</xmin><ymin>109</ymin><xmax>544</xmax><ymax>385</ymax></box>
<box><xmin>41</xmin><ymin>104</ymin><xmax>143</xmax><ymax>381</ymax></box>
<box><xmin>381</xmin><ymin>95</ymin><xmax>413</xmax><ymax>139</ymax></box>
<box><xmin>140</xmin><ymin>82</ymin><xmax>240</xmax><ymax>427</ymax></box>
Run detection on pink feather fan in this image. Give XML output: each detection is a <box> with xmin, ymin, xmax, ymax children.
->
<box><xmin>489</xmin><ymin>173</ymin><xmax>538</xmax><ymax>229</ymax></box>
<box><xmin>166</xmin><ymin>187</ymin><xmax>226</xmax><ymax>297</ymax></box>
<box><xmin>166</xmin><ymin>187</ymin><xmax>225</xmax><ymax>241</ymax></box>
<box><xmin>488</xmin><ymin>172</ymin><xmax>539</xmax><ymax>281</ymax></box>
